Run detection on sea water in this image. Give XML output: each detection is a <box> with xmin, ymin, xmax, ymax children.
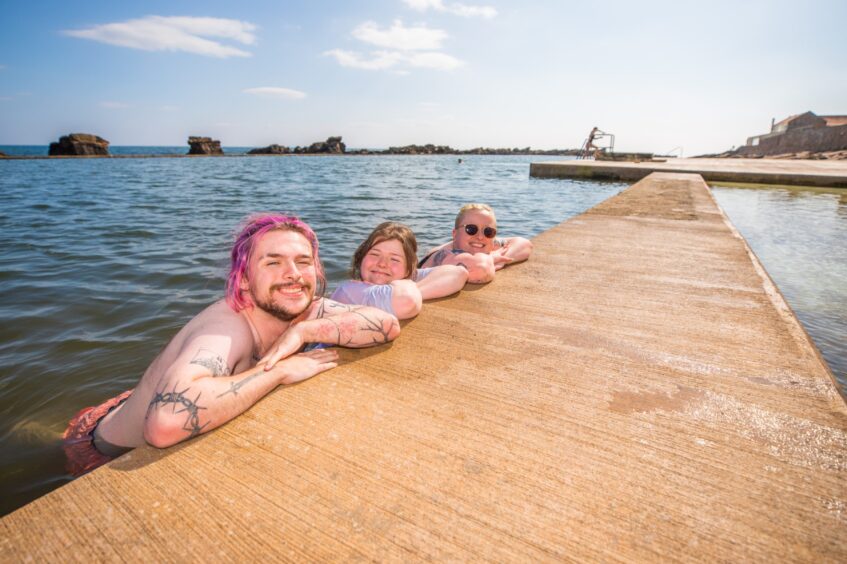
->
<box><xmin>0</xmin><ymin>153</ymin><xmax>624</xmax><ymax>515</ymax></box>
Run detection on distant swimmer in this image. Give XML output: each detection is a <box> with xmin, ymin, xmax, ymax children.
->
<box><xmin>458</xmin><ymin>158</ymin><xmax>463</xmax><ymax>164</ymax></box>
<box><xmin>62</xmin><ymin>214</ymin><xmax>400</xmax><ymax>476</ymax></box>
<box><xmin>417</xmin><ymin>203</ymin><xmax>533</xmax><ymax>284</ymax></box>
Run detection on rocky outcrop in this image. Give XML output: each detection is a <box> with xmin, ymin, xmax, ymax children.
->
<box><xmin>388</xmin><ymin>144</ymin><xmax>454</xmax><ymax>155</ymax></box>
<box><xmin>247</xmin><ymin>144</ymin><xmax>291</xmax><ymax>155</ymax></box>
<box><xmin>187</xmin><ymin>136</ymin><xmax>223</xmax><ymax>155</ymax></box>
<box><xmin>293</xmin><ymin>136</ymin><xmax>346</xmax><ymax>154</ymax></box>
<box><xmin>48</xmin><ymin>133</ymin><xmax>110</xmax><ymax>156</ymax></box>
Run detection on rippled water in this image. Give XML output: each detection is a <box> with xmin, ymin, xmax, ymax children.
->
<box><xmin>711</xmin><ymin>184</ymin><xmax>847</xmax><ymax>392</ymax></box>
<box><xmin>0</xmin><ymin>153</ymin><xmax>626</xmax><ymax>515</ymax></box>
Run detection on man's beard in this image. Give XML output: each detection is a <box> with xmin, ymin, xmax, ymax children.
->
<box><xmin>253</xmin><ymin>283</ymin><xmax>313</xmax><ymax>321</ymax></box>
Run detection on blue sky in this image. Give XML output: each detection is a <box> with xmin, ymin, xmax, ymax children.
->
<box><xmin>1</xmin><ymin>0</ymin><xmax>845</xmax><ymax>155</ymax></box>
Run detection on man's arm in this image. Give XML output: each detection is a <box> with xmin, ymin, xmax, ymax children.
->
<box><xmin>143</xmin><ymin>337</ymin><xmax>338</xmax><ymax>448</ymax></box>
<box><xmin>260</xmin><ymin>300</ymin><xmax>400</xmax><ymax>368</ymax></box>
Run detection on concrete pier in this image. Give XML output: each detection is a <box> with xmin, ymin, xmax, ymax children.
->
<box><xmin>2</xmin><ymin>173</ymin><xmax>845</xmax><ymax>561</ymax></box>
<box><xmin>530</xmin><ymin>157</ymin><xmax>847</xmax><ymax>187</ymax></box>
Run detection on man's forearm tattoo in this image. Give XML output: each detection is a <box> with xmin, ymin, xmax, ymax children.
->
<box><xmin>350</xmin><ymin>311</ymin><xmax>397</xmax><ymax>346</ymax></box>
<box><xmin>217</xmin><ymin>370</ymin><xmax>263</xmax><ymax>399</ymax></box>
<box><xmin>316</xmin><ymin>299</ymin><xmax>353</xmax><ymax>319</ymax></box>
<box><xmin>190</xmin><ymin>348</ymin><xmax>231</xmax><ymax>377</ymax></box>
<box><xmin>147</xmin><ymin>383</ymin><xmax>209</xmax><ymax>438</ymax></box>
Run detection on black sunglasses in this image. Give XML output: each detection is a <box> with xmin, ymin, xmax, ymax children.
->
<box><xmin>461</xmin><ymin>224</ymin><xmax>497</xmax><ymax>239</ymax></box>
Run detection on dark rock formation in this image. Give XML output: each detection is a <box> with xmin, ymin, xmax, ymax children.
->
<box><xmin>187</xmin><ymin>136</ymin><xmax>223</xmax><ymax>155</ymax></box>
<box><xmin>247</xmin><ymin>144</ymin><xmax>291</xmax><ymax>155</ymax></box>
<box><xmin>388</xmin><ymin>144</ymin><xmax>454</xmax><ymax>155</ymax></box>
<box><xmin>48</xmin><ymin>133</ymin><xmax>110</xmax><ymax>156</ymax></box>
<box><xmin>293</xmin><ymin>136</ymin><xmax>346</xmax><ymax>154</ymax></box>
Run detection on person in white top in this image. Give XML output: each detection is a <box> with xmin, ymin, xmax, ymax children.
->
<box><xmin>331</xmin><ymin>222</ymin><xmax>468</xmax><ymax>319</ymax></box>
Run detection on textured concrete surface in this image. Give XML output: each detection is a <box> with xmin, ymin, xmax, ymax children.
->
<box><xmin>2</xmin><ymin>172</ymin><xmax>845</xmax><ymax>561</ymax></box>
<box><xmin>530</xmin><ymin>157</ymin><xmax>847</xmax><ymax>187</ymax></box>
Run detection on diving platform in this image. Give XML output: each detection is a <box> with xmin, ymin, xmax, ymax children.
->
<box><xmin>2</xmin><ymin>173</ymin><xmax>845</xmax><ymax>560</ymax></box>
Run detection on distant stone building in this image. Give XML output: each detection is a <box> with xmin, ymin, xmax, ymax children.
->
<box><xmin>740</xmin><ymin>111</ymin><xmax>847</xmax><ymax>156</ymax></box>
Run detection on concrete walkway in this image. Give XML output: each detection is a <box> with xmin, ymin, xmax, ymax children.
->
<box><xmin>2</xmin><ymin>173</ymin><xmax>845</xmax><ymax>561</ymax></box>
<box><xmin>530</xmin><ymin>157</ymin><xmax>847</xmax><ymax>187</ymax></box>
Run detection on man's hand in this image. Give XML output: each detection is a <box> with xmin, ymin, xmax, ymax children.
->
<box><xmin>277</xmin><ymin>349</ymin><xmax>339</xmax><ymax>385</ymax></box>
<box><xmin>259</xmin><ymin>325</ymin><xmax>305</xmax><ymax>369</ymax></box>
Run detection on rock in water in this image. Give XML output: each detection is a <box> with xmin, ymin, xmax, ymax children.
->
<box><xmin>247</xmin><ymin>144</ymin><xmax>291</xmax><ymax>155</ymax></box>
<box><xmin>48</xmin><ymin>133</ymin><xmax>110</xmax><ymax>156</ymax></box>
<box><xmin>187</xmin><ymin>136</ymin><xmax>223</xmax><ymax>155</ymax></box>
<box><xmin>293</xmin><ymin>136</ymin><xmax>346</xmax><ymax>154</ymax></box>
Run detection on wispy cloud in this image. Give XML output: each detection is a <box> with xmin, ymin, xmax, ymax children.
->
<box><xmin>243</xmin><ymin>87</ymin><xmax>306</xmax><ymax>99</ymax></box>
<box><xmin>63</xmin><ymin>16</ymin><xmax>257</xmax><ymax>58</ymax></box>
<box><xmin>324</xmin><ymin>50</ymin><xmax>403</xmax><ymax>71</ymax></box>
<box><xmin>100</xmin><ymin>101</ymin><xmax>131</xmax><ymax>109</ymax></box>
<box><xmin>325</xmin><ymin>49</ymin><xmax>461</xmax><ymax>71</ymax></box>
<box><xmin>352</xmin><ymin>20</ymin><xmax>446</xmax><ymax>50</ymax></box>
<box><xmin>404</xmin><ymin>0</ymin><xmax>497</xmax><ymax>19</ymax></box>
<box><xmin>0</xmin><ymin>96</ymin><xmax>12</xmax><ymax>102</ymax></box>
<box><xmin>327</xmin><ymin>19</ymin><xmax>462</xmax><ymax>72</ymax></box>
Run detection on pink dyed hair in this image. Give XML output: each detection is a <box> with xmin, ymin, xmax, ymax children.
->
<box><xmin>225</xmin><ymin>214</ymin><xmax>326</xmax><ymax>312</ymax></box>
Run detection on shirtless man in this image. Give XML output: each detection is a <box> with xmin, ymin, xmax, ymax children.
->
<box><xmin>62</xmin><ymin>214</ymin><xmax>400</xmax><ymax>475</ymax></box>
<box><xmin>417</xmin><ymin>203</ymin><xmax>533</xmax><ymax>284</ymax></box>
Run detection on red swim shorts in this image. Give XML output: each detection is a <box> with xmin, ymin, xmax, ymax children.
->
<box><xmin>62</xmin><ymin>390</ymin><xmax>133</xmax><ymax>477</ymax></box>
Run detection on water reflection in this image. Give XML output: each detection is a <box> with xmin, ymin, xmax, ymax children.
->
<box><xmin>711</xmin><ymin>184</ymin><xmax>847</xmax><ymax>392</ymax></box>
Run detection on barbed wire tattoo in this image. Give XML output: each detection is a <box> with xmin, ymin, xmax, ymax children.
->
<box><xmin>147</xmin><ymin>383</ymin><xmax>209</xmax><ymax>438</ymax></box>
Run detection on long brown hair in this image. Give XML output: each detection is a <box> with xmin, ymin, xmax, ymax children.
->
<box><xmin>351</xmin><ymin>222</ymin><xmax>418</xmax><ymax>281</ymax></box>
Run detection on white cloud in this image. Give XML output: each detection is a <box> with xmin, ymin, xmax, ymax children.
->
<box><xmin>352</xmin><ymin>20</ymin><xmax>447</xmax><ymax>51</ymax></box>
<box><xmin>243</xmin><ymin>87</ymin><xmax>306</xmax><ymax>100</ymax></box>
<box><xmin>404</xmin><ymin>0</ymin><xmax>497</xmax><ymax>19</ymax></box>
<box><xmin>325</xmin><ymin>49</ymin><xmax>462</xmax><ymax>71</ymax></box>
<box><xmin>63</xmin><ymin>16</ymin><xmax>257</xmax><ymax>58</ymax></box>
<box><xmin>327</xmin><ymin>19</ymin><xmax>462</xmax><ymax>73</ymax></box>
<box><xmin>100</xmin><ymin>101</ymin><xmax>131</xmax><ymax>109</ymax></box>
<box><xmin>324</xmin><ymin>49</ymin><xmax>404</xmax><ymax>71</ymax></box>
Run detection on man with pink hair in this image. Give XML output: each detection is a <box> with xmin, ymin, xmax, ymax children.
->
<box><xmin>62</xmin><ymin>214</ymin><xmax>400</xmax><ymax>476</ymax></box>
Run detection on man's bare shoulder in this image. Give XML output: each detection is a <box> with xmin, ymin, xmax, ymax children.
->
<box><xmin>177</xmin><ymin>300</ymin><xmax>254</xmax><ymax>361</ymax></box>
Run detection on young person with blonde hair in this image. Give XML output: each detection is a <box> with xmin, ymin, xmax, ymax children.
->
<box><xmin>418</xmin><ymin>203</ymin><xmax>533</xmax><ymax>284</ymax></box>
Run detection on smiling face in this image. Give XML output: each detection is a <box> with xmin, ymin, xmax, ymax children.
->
<box><xmin>452</xmin><ymin>209</ymin><xmax>498</xmax><ymax>254</ymax></box>
<box><xmin>240</xmin><ymin>229</ymin><xmax>317</xmax><ymax>321</ymax></box>
<box><xmin>360</xmin><ymin>239</ymin><xmax>408</xmax><ymax>284</ymax></box>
